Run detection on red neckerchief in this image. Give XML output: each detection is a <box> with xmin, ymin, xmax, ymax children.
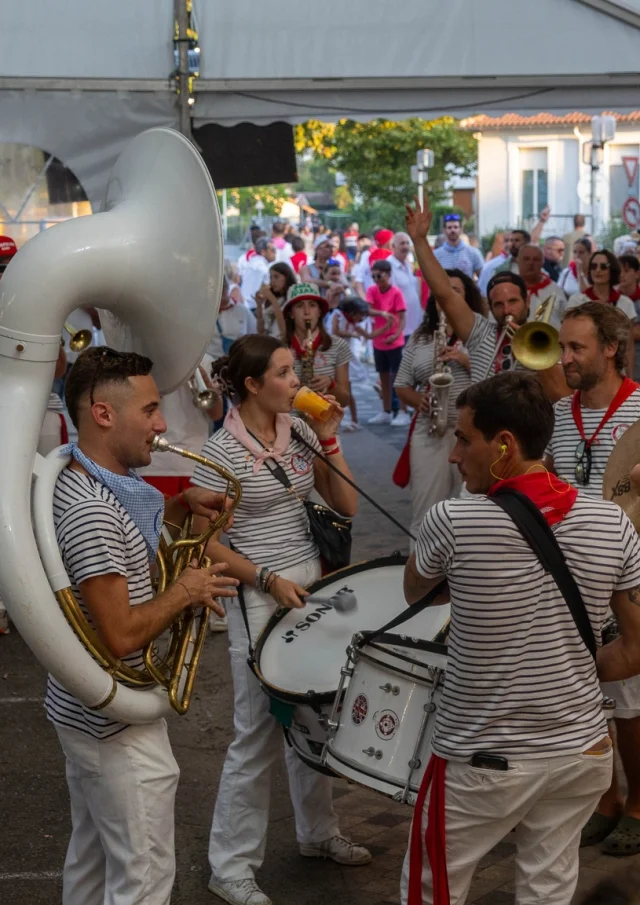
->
<box><xmin>408</xmin><ymin>754</ymin><xmax>449</xmax><ymax>905</ymax></box>
<box><xmin>526</xmin><ymin>275</ymin><xmax>552</xmax><ymax>296</ymax></box>
<box><xmin>569</xmin><ymin>261</ymin><xmax>578</xmax><ymax>278</ymax></box>
<box><xmin>584</xmin><ymin>286</ymin><xmax>621</xmax><ymax>305</ymax></box>
<box><xmin>488</xmin><ymin>471</ymin><xmax>578</xmax><ymax>526</ymax></box>
<box><xmin>246</xmin><ymin>248</ymin><xmax>256</xmax><ymax>260</ymax></box>
<box><xmin>291</xmin><ymin>330</ymin><xmax>322</xmax><ymax>361</ymax></box>
<box><xmin>58</xmin><ymin>413</ymin><xmax>69</xmax><ymax>445</ymax></box>
<box><xmin>571</xmin><ymin>377</ymin><xmax>639</xmax><ymax>449</ymax></box>
<box><xmin>626</xmin><ymin>285</ymin><xmax>640</xmax><ymax>302</ymax></box>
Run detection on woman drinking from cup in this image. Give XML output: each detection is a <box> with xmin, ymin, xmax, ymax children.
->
<box><xmin>191</xmin><ymin>334</ymin><xmax>370</xmax><ymax>905</ymax></box>
<box><xmin>281</xmin><ymin>282</ymin><xmax>352</xmax><ymax>407</ymax></box>
<box><xmin>254</xmin><ymin>262</ymin><xmax>296</xmax><ymax>339</ymax></box>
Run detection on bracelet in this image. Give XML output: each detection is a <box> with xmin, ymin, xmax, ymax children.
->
<box><xmin>328</xmin><ymin>379</ymin><xmax>336</xmax><ymax>391</ymax></box>
<box><xmin>266</xmin><ymin>573</ymin><xmax>279</xmax><ymax>595</ymax></box>
<box><xmin>326</xmin><ymin>446</ymin><xmax>342</xmax><ymax>456</ymax></box>
<box><xmin>255</xmin><ymin>566</ymin><xmax>270</xmax><ymax>592</ymax></box>
<box><xmin>177</xmin><ymin>491</ymin><xmax>190</xmax><ymax>512</ymax></box>
<box><xmin>319</xmin><ymin>436</ymin><xmax>337</xmax><ymax>447</ymax></box>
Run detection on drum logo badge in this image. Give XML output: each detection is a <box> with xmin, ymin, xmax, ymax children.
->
<box><xmin>351</xmin><ymin>694</ymin><xmax>368</xmax><ymax>725</ymax></box>
<box><xmin>375</xmin><ymin>710</ymin><xmax>400</xmax><ymax>740</ymax></box>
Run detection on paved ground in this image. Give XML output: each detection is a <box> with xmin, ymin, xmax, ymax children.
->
<box><xmin>1</xmin><ymin>377</ymin><xmax>638</xmax><ymax>904</ymax></box>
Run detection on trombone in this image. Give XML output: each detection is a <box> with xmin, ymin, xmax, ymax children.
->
<box><xmin>484</xmin><ymin>296</ymin><xmax>561</xmax><ymax>377</ymax></box>
<box><xmin>64</xmin><ymin>321</ymin><xmax>93</xmax><ymax>353</ymax></box>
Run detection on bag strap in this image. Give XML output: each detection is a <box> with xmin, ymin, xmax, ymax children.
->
<box><xmin>291</xmin><ymin>427</ymin><xmax>415</xmax><ymax>540</ymax></box>
<box><xmin>228</xmin><ymin>540</ymin><xmax>255</xmax><ymax>661</ymax></box>
<box><xmin>490</xmin><ymin>488</ymin><xmax>597</xmax><ymax>660</ymax></box>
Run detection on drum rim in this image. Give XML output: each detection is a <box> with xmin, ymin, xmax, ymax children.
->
<box><xmin>324</xmin><ymin>744</ymin><xmax>423</xmax><ymax>797</ymax></box>
<box><xmin>252</xmin><ymin>554</ymin><xmax>408</xmax><ymax>705</ymax></box>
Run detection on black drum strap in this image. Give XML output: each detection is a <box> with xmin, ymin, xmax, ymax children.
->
<box><xmin>360</xmin><ymin>579</ymin><xmax>448</xmax><ymax>646</ymax></box>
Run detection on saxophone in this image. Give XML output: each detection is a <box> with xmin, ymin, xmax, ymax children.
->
<box><xmin>300</xmin><ymin>320</ymin><xmax>315</xmax><ymax>385</ymax></box>
<box><xmin>428</xmin><ymin>310</ymin><xmax>454</xmax><ymax>437</ymax></box>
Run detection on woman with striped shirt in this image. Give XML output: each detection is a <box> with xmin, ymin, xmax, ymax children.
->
<box><xmin>282</xmin><ymin>282</ymin><xmax>352</xmax><ymax>407</ymax></box>
<box><xmin>394</xmin><ymin>270</ymin><xmax>485</xmax><ymax>537</ymax></box>
<box><xmin>191</xmin><ymin>335</ymin><xmax>370</xmax><ymax>905</ymax></box>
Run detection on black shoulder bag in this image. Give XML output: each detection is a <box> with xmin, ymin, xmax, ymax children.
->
<box><xmin>490</xmin><ymin>487</ymin><xmax>597</xmax><ymax>660</ymax></box>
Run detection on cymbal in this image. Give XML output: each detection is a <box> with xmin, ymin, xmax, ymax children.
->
<box><xmin>603</xmin><ymin>418</ymin><xmax>640</xmax><ymax>530</ymax></box>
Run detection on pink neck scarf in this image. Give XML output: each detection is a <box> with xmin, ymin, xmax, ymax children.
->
<box><xmin>224</xmin><ymin>406</ymin><xmax>293</xmax><ymax>474</ymax></box>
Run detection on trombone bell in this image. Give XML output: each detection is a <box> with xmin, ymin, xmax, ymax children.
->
<box><xmin>511</xmin><ymin>295</ymin><xmax>561</xmax><ymax>372</ymax></box>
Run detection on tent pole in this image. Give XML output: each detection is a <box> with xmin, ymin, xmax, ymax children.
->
<box><xmin>175</xmin><ymin>0</ymin><xmax>192</xmax><ymax>138</ymax></box>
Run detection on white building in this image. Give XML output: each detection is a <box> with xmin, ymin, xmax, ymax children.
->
<box><xmin>461</xmin><ymin>111</ymin><xmax>640</xmax><ymax>239</ymax></box>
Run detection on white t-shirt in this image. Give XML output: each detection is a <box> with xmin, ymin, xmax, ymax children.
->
<box><xmin>291</xmin><ymin>336</ymin><xmax>351</xmax><ymax>383</ymax></box>
<box><xmin>207</xmin><ymin>304</ymin><xmax>257</xmax><ymax>359</ymax></box>
<box><xmin>478</xmin><ymin>253</ymin><xmax>508</xmax><ymax>297</ymax></box>
<box><xmin>528</xmin><ymin>280</ymin><xmax>567</xmax><ymax>330</ymax></box>
<box><xmin>394</xmin><ymin>333</ymin><xmax>470</xmax><ymax>428</ymax></box>
<box><xmin>190</xmin><ymin>417</ymin><xmax>322</xmax><ymax>576</ymax></box>
<box><xmin>566</xmin><ymin>292</ymin><xmax>637</xmax><ymax>322</ymax></box>
<box><xmin>546</xmin><ymin>388</ymin><xmax>640</xmax><ymax>498</ymax></box>
<box><xmin>353</xmin><ymin>249</ymin><xmax>374</xmax><ymax>293</ymax></box>
<box><xmin>46</xmin><ymin>470</ymin><xmax>154</xmax><ymax>739</ymax></box>
<box><xmin>241</xmin><ymin>255</ymin><xmax>272</xmax><ymax>308</ymax></box>
<box><xmin>389</xmin><ymin>255</ymin><xmax>423</xmax><ymax>334</ymax></box>
<box><xmin>557</xmin><ymin>267</ymin><xmax>580</xmax><ymax>298</ymax></box>
<box><xmin>415</xmin><ymin>495</ymin><xmax>640</xmax><ymax>758</ymax></box>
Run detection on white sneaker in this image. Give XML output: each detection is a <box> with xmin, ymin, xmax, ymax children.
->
<box><xmin>367</xmin><ymin>411</ymin><xmax>392</xmax><ymax>425</ymax></box>
<box><xmin>300</xmin><ymin>834</ymin><xmax>372</xmax><ymax>865</ymax></box>
<box><xmin>209</xmin><ymin>611</ymin><xmax>228</xmax><ymax>633</ymax></box>
<box><xmin>391</xmin><ymin>411</ymin><xmax>411</xmax><ymax>427</ymax></box>
<box><xmin>208</xmin><ymin>877</ymin><xmax>272</xmax><ymax>905</ymax></box>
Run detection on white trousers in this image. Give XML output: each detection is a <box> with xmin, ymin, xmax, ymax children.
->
<box><xmin>409</xmin><ymin>425</ymin><xmax>461</xmax><ymax>541</ymax></box>
<box><xmin>209</xmin><ymin>558</ymin><xmax>340</xmax><ymax>882</ymax></box>
<box><xmin>400</xmin><ymin>748</ymin><xmax>613</xmax><ymax>905</ymax></box>
<box><xmin>55</xmin><ymin>719</ymin><xmax>180</xmax><ymax>905</ymax></box>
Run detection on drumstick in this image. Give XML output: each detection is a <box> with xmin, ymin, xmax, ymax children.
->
<box><xmin>306</xmin><ymin>590</ymin><xmax>357</xmax><ymax>613</ymax></box>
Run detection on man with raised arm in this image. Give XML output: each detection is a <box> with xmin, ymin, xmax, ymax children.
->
<box><xmin>405</xmin><ymin>195</ymin><xmax>569</xmax><ymax>402</ymax></box>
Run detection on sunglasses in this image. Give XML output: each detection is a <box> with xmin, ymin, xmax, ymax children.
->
<box><xmin>574</xmin><ymin>439</ymin><xmax>592</xmax><ymax>486</ymax></box>
<box><xmin>371</xmin><ymin>272</ymin><xmax>387</xmax><ymax>280</ymax></box>
<box><xmin>590</xmin><ymin>261</ymin><xmax>611</xmax><ymax>271</ymax></box>
<box><xmin>89</xmin><ymin>348</ymin><xmax>129</xmax><ymax>407</ymax></box>
<box><xmin>444</xmin><ymin>215</ymin><xmax>461</xmax><ymax>223</ymax></box>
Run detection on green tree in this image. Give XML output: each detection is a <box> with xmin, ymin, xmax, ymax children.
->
<box><xmin>295</xmin><ymin>118</ymin><xmax>476</xmax><ymax>207</ymax></box>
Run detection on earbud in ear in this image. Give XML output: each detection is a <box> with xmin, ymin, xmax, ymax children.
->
<box><xmin>501</xmin><ymin>444</ymin><xmax>507</xmax><ymax>453</ymax></box>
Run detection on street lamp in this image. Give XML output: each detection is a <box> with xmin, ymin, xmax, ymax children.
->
<box><xmin>255</xmin><ymin>198</ymin><xmax>265</xmax><ymax>228</ymax></box>
<box><xmin>411</xmin><ymin>149</ymin><xmax>435</xmax><ymax>208</ymax></box>
<box><xmin>586</xmin><ymin>115</ymin><xmax>616</xmax><ymax>237</ymax></box>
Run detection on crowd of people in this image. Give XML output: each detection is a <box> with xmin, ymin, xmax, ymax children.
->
<box><xmin>3</xmin><ymin>190</ymin><xmax>640</xmax><ymax>905</ymax></box>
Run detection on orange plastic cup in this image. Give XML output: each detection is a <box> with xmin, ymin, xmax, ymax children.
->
<box><xmin>293</xmin><ymin>386</ymin><xmax>337</xmax><ymax>422</ymax></box>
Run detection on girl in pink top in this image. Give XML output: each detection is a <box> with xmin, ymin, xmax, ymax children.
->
<box><xmin>365</xmin><ymin>259</ymin><xmax>408</xmax><ymax>425</ymax></box>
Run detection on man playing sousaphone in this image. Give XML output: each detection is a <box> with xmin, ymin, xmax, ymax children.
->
<box><xmin>402</xmin><ymin>371</ymin><xmax>640</xmax><ymax>905</ymax></box>
<box><xmin>48</xmin><ymin>347</ymin><xmax>239</xmax><ymax>905</ymax></box>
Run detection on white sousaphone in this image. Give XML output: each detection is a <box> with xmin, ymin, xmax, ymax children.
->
<box><xmin>0</xmin><ymin>128</ymin><xmax>224</xmax><ymax>724</ymax></box>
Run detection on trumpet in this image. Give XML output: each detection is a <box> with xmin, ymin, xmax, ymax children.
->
<box><xmin>188</xmin><ymin>368</ymin><xmax>218</xmax><ymax>410</ymax></box>
<box><xmin>64</xmin><ymin>321</ymin><xmax>93</xmax><ymax>353</ymax></box>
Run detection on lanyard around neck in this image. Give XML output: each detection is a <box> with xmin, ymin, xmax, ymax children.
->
<box><xmin>571</xmin><ymin>377</ymin><xmax>638</xmax><ymax>446</ymax></box>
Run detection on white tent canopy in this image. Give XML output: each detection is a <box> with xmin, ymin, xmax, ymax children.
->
<box><xmin>1</xmin><ymin>0</ymin><xmax>639</xmax><ymax>204</ymax></box>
